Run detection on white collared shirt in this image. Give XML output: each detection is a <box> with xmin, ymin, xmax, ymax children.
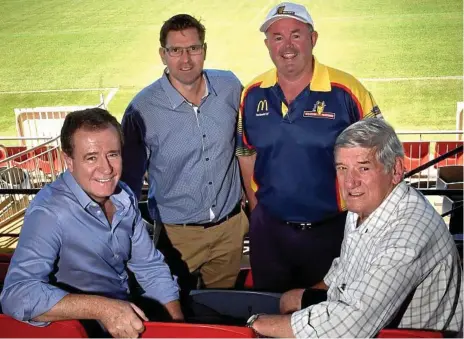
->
<box><xmin>291</xmin><ymin>181</ymin><xmax>463</xmax><ymax>337</ymax></box>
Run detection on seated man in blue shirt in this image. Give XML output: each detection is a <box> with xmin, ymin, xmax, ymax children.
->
<box><xmin>0</xmin><ymin>108</ymin><xmax>183</xmax><ymax>338</ymax></box>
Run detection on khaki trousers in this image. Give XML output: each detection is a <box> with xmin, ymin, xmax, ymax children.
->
<box><xmin>164</xmin><ymin>209</ymin><xmax>249</xmax><ymax>288</ymax></box>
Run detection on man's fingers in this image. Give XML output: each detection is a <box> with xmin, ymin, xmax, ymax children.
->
<box><xmin>130</xmin><ymin>302</ymin><xmax>149</xmax><ymax>321</ymax></box>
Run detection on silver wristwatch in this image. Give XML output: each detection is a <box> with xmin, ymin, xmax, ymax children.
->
<box><xmin>246</xmin><ymin>313</ymin><xmax>262</xmax><ymax>328</ymax></box>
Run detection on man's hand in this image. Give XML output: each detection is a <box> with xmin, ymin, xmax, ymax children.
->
<box><xmin>280</xmin><ymin>288</ymin><xmax>305</xmax><ymax>314</ymax></box>
<box><xmin>99</xmin><ymin>299</ymin><xmax>148</xmax><ymax>338</ymax></box>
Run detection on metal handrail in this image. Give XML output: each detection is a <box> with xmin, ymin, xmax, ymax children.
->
<box><xmin>0</xmin><ymin>136</ymin><xmax>61</xmax><ymax>164</ymax></box>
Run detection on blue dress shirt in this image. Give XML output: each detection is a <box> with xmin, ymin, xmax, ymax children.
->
<box><xmin>121</xmin><ymin>70</ymin><xmax>242</xmax><ymax>224</ymax></box>
<box><xmin>0</xmin><ymin>171</ymin><xmax>179</xmax><ymax>323</ymax></box>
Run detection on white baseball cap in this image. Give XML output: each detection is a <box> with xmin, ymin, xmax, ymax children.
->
<box><xmin>260</xmin><ymin>2</ymin><xmax>314</xmax><ymax>32</ymax></box>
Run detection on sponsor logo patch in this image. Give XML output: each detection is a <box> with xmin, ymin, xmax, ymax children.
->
<box><xmin>256</xmin><ymin>100</ymin><xmax>269</xmax><ymax>116</ymax></box>
<box><xmin>303</xmin><ymin>101</ymin><xmax>335</xmax><ymax>119</ymax></box>
<box><xmin>275</xmin><ymin>5</ymin><xmax>296</xmax><ymax>16</ymax></box>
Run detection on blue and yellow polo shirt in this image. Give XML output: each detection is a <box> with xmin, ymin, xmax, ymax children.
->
<box><xmin>236</xmin><ymin>58</ymin><xmax>382</xmax><ymax>223</ymax></box>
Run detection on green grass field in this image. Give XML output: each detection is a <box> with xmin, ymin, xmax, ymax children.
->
<box><xmin>0</xmin><ymin>0</ymin><xmax>462</xmax><ymax>136</ymax></box>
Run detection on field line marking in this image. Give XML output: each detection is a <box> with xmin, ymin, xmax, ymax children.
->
<box><xmin>360</xmin><ymin>76</ymin><xmax>463</xmax><ymax>82</ymax></box>
<box><xmin>104</xmin><ymin>87</ymin><xmax>119</xmax><ymax>107</ymax></box>
<box><xmin>0</xmin><ymin>87</ymin><xmax>118</xmax><ymax>94</ymax></box>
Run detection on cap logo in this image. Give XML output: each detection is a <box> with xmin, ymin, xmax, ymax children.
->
<box><xmin>275</xmin><ymin>6</ymin><xmax>295</xmax><ymax>16</ymax></box>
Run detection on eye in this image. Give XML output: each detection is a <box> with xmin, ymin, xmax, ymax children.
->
<box><xmin>335</xmin><ymin>165</ymin><xmax>346</xmax><ymax>172</ymax></box>
<box><xmin>360</xmin><ymin>167</ymin><xmax>370</xmax><ymax>172</ymax></box>
<box><xmin>189</xmin><ymin>45</ymin><xmax>199</xmax><ymax>52</ymax></box>
<box><xmin>86</xmin><ymin>156</ymin><xmax>97</xmax><ymax>162</ymax></box>
<box><xmin>292</xmin><ymin>33</ymin><xmax>300</xmax><ymax>39</ymax></box>
<box><xmin>108</xmin><ymin>152</ymin><xmax>120</xmax><ymax>158</ymax></box>
<box><xmin>171</xmin><ymin>47</ymin><xmax>180</xmax><ymax>53</ymax></box>
<box><xmin>274</xmin><ymin>36</ymin><xmax>283</xmax><ymax>41</ymax></box>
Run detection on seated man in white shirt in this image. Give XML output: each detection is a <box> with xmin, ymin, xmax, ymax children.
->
<box><xmin>246</xmin><ymin>119</ymin><xmax>463</xmax><ymax>338</ymax></box>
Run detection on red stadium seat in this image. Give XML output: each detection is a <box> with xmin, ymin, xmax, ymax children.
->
<box><xmin>402</xmin><ymin>141</ymin><xmax>430</xmax><ymax>172</ymax></box>
<box><xmin>0</xmin><ymin>314</ymin><xmax>88</xmax><ymax>338</ymax></box>
<box><xmin>36</xmin><ymin>148</ymin><xmax>64</xmax><ymax>174</ymax></box>
<box><xmin>0</xmin><ymin>145</ymin><xmax>7</xmax><ymax>162</ymax></box>
<box><xmin>244</xmin><ymin>268</ymin><xmax>253</xmax><ymax>289</ymax></box>
<box><xmin>434</xmin><ymin>141</ymin><xmax>464</xmax><ymax>168</ymax></box>
<box><xmin>376</xmin><ymin>328</ymin><xmax>443</xmax><ymax>338</ymax></box>
<box><xmin>140</xmin><ymin>322</ymin><xmax>256</xmax><ymax>338</ymax></box>
<box><xmin>235</xmin><ymin>267</ymin><xmax>254</xmax><ymax>289</ymax></box>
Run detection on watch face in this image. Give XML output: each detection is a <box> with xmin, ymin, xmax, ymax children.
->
<box><xmin>246</xmin><ymin>314</ymin><xmax>258</xmax><ymax>326</ymax></box>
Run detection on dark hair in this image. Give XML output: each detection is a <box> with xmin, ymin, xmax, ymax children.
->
<box><xmin>60</xmin><ymin>107</ymin><xmax>123</xmax><ymax>157</ymax></box>
<box><xmin>159</xmin><ymin>14</ymin><xmax>205</xmax><ymax>47</ymax></box>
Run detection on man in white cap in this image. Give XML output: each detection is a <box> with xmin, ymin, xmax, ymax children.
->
<box><xmin>236</xmin><ymin>2</ymin><xmax>383</xmax><ymax>292</ymax></box>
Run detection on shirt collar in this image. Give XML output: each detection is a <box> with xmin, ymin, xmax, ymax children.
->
<box><xmin>259</xmin><ymin>57</ymin><xmax>332</xmax><ymax>92</ymax></box>
<box><xmin>62</xmin><ymin>170</ymin><xmax>131</xmax><ymax>210</ymax></box>
<box><xmin>160</xmin><ymin>70</ymin><xmax>216</xmax><ymax>109</ymax></box>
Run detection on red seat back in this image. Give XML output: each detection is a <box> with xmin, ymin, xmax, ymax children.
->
<box><xmin>377</xmin><ymin>328</ymin><xmax>443</xmax><ymax>338</ymax></box>
<box><xmin>140</xmin><ymin>322</ymin><xmax>256</xmax><ymax>338</ymax></box>
<box><xmin>0</xmin><ymin>315</ymin><xmax>88</xmax><ymax>338</ymax></box>
<box><xmin>434</xmin><ymin>141</ymin><xmax>463</xmax><ymax>168</ymax></box>
<box><xmin>244</xmin><ymin>268</ymin><xmax>253</xmax><ymax>289</ymax></box>
<box><xmin>402</xmin><ymin>141</ymin><xmax>430</xmax><ymax>172</ymax></box>
<box><xmin>0</xmin><ymin>145</ymin><xmax>7</xmax><ymax>162</ymax></box>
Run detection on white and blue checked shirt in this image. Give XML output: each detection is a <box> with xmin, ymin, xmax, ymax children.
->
<box><xmin>121</xmin><ymin>70</ymin><xmax>242</xmax><ymax>224</ymax></box>
<box><xmin>291</xmin><ymin>181</ymin><xmax>463</xmax><ymax>337</ymax></box>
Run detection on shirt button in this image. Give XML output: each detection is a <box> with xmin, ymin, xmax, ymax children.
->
<box><xmin>203</xmin><ymin>134</ymin><xmax>206</xmax><ymax>138</ymax></box>
<box><xmin>114</xmin><ymin>254</ymin><xmax>120</xmax><ymax>259</ymax></box>
<box><xmin>212</xmin><ymin>204</ymin><xmax>216</xmax><ymax>207</ymax></box>
<box><xmin>208</xmin><ymin>182</ymin><xmax>212</xmax><ymax>185</ymax></box>
<box><xmin>206</xmin><ymin>157</ymin><xmax>209</xmax><ymax>161</ymax></box>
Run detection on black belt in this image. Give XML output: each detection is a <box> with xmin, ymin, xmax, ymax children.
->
<box><xmin>285</xmin><ymin>212</ymin><xmax>345</xmax><ymax>231</ymax></box>
<box><xmin>178</xmin><ymin>203</ymin><xmax>241</xmax><ymax>228</ymax></box>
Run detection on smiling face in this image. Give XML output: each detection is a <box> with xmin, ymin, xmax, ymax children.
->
<box><xmin>159</xmin><ymin>27</ymin><xmax>206</xmax><ymax>88</ymax></box>
<box><xmin>335</xmin><ymin>147</ymin><xmax>403</xmax><ymax>223</ymax></box>
<box><xmin>264</xmin><ymin>18</ymin><xmax>317</xmax><ymax>81</ymax></box>
<box><xmin>64</xmin><ymin>126</ymin><xmax>122</xmax><ymax>204</ymax></box>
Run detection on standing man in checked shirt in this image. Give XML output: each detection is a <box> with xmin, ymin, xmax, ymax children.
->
<box><xmin>121</xmin><ymin>14</ymin><xmax>248</xmax><ymax>289</ymax></box>
<box><xmin>245</xmin><ymin>119</ymin><xmax>463</xmax><ymax>338</ymax></box>
<box><xmin>236</xmin><ymin>1</ymin><xmax>383</xmax><ymax>292</ymax></box>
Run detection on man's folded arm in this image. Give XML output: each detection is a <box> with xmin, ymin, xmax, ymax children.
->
<box><xmin>0</xmin><ymin>207</ymin><xmax>69</xmax><ymax>325</ymax></box>
<box><xmin>291</xmin><ymin>231</ymin><xmax>422</xmax><ymax>338</ymax></box>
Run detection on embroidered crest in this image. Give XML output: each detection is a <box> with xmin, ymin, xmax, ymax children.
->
<box><xmin>303</xmin><ymin>100</ymin><xmax>335</xmax><ymax>119</ymax></box>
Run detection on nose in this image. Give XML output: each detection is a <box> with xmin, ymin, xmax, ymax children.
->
<box><xmin>98</xmin><ymin>156</ymin><xmax>113</xmax><ymax>174</ymax></box>
<box><xmin>179</xmin><ymin>49</ymin><xmax>192</xmax><ymax>62</ymax></box>
<box><xmin>344</xmin><ymin>170</ymin><xmax>360</xmax><ymax>189</ymax></box>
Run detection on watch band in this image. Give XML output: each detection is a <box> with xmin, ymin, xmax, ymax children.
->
<box><xmin>246</xmin><ymin>313</ymin><xmax>264</xmax><ymax>336</ymax></box>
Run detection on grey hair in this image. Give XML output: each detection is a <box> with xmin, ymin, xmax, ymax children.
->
<box><xmin>334</xmin><ymin>119</ymin><xmax>404</xmax><ymax>173</ymax></box>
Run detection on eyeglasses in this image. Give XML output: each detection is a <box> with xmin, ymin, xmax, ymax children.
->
<box><xmin>163</xmin><ymin>44</ymin><xmax>205</xmax><ymax>57</ymax></box>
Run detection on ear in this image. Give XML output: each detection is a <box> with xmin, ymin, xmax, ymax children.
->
<box><xmin>63</xmin><ymin>152</ymin><xmax>74</xmax><ymax>173</ymax></box>
<box><xmin>264</xmin><ymin>37</ymin><xmax>270</xmax><ymax>50</ymax></box>
<box><xmin>159</xmin><ymin>47</ymin><xmax>167</xmax><ymax>65</ymax></box>
<box><xmin>311</xmin><ymin>31</ymin><xmax>318</xmax><ymax>48</ymax></box>
<box><xmin>392</xmin><ymin>157</ymin><xmax>404</xmax><ymax>184</ymax></box>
